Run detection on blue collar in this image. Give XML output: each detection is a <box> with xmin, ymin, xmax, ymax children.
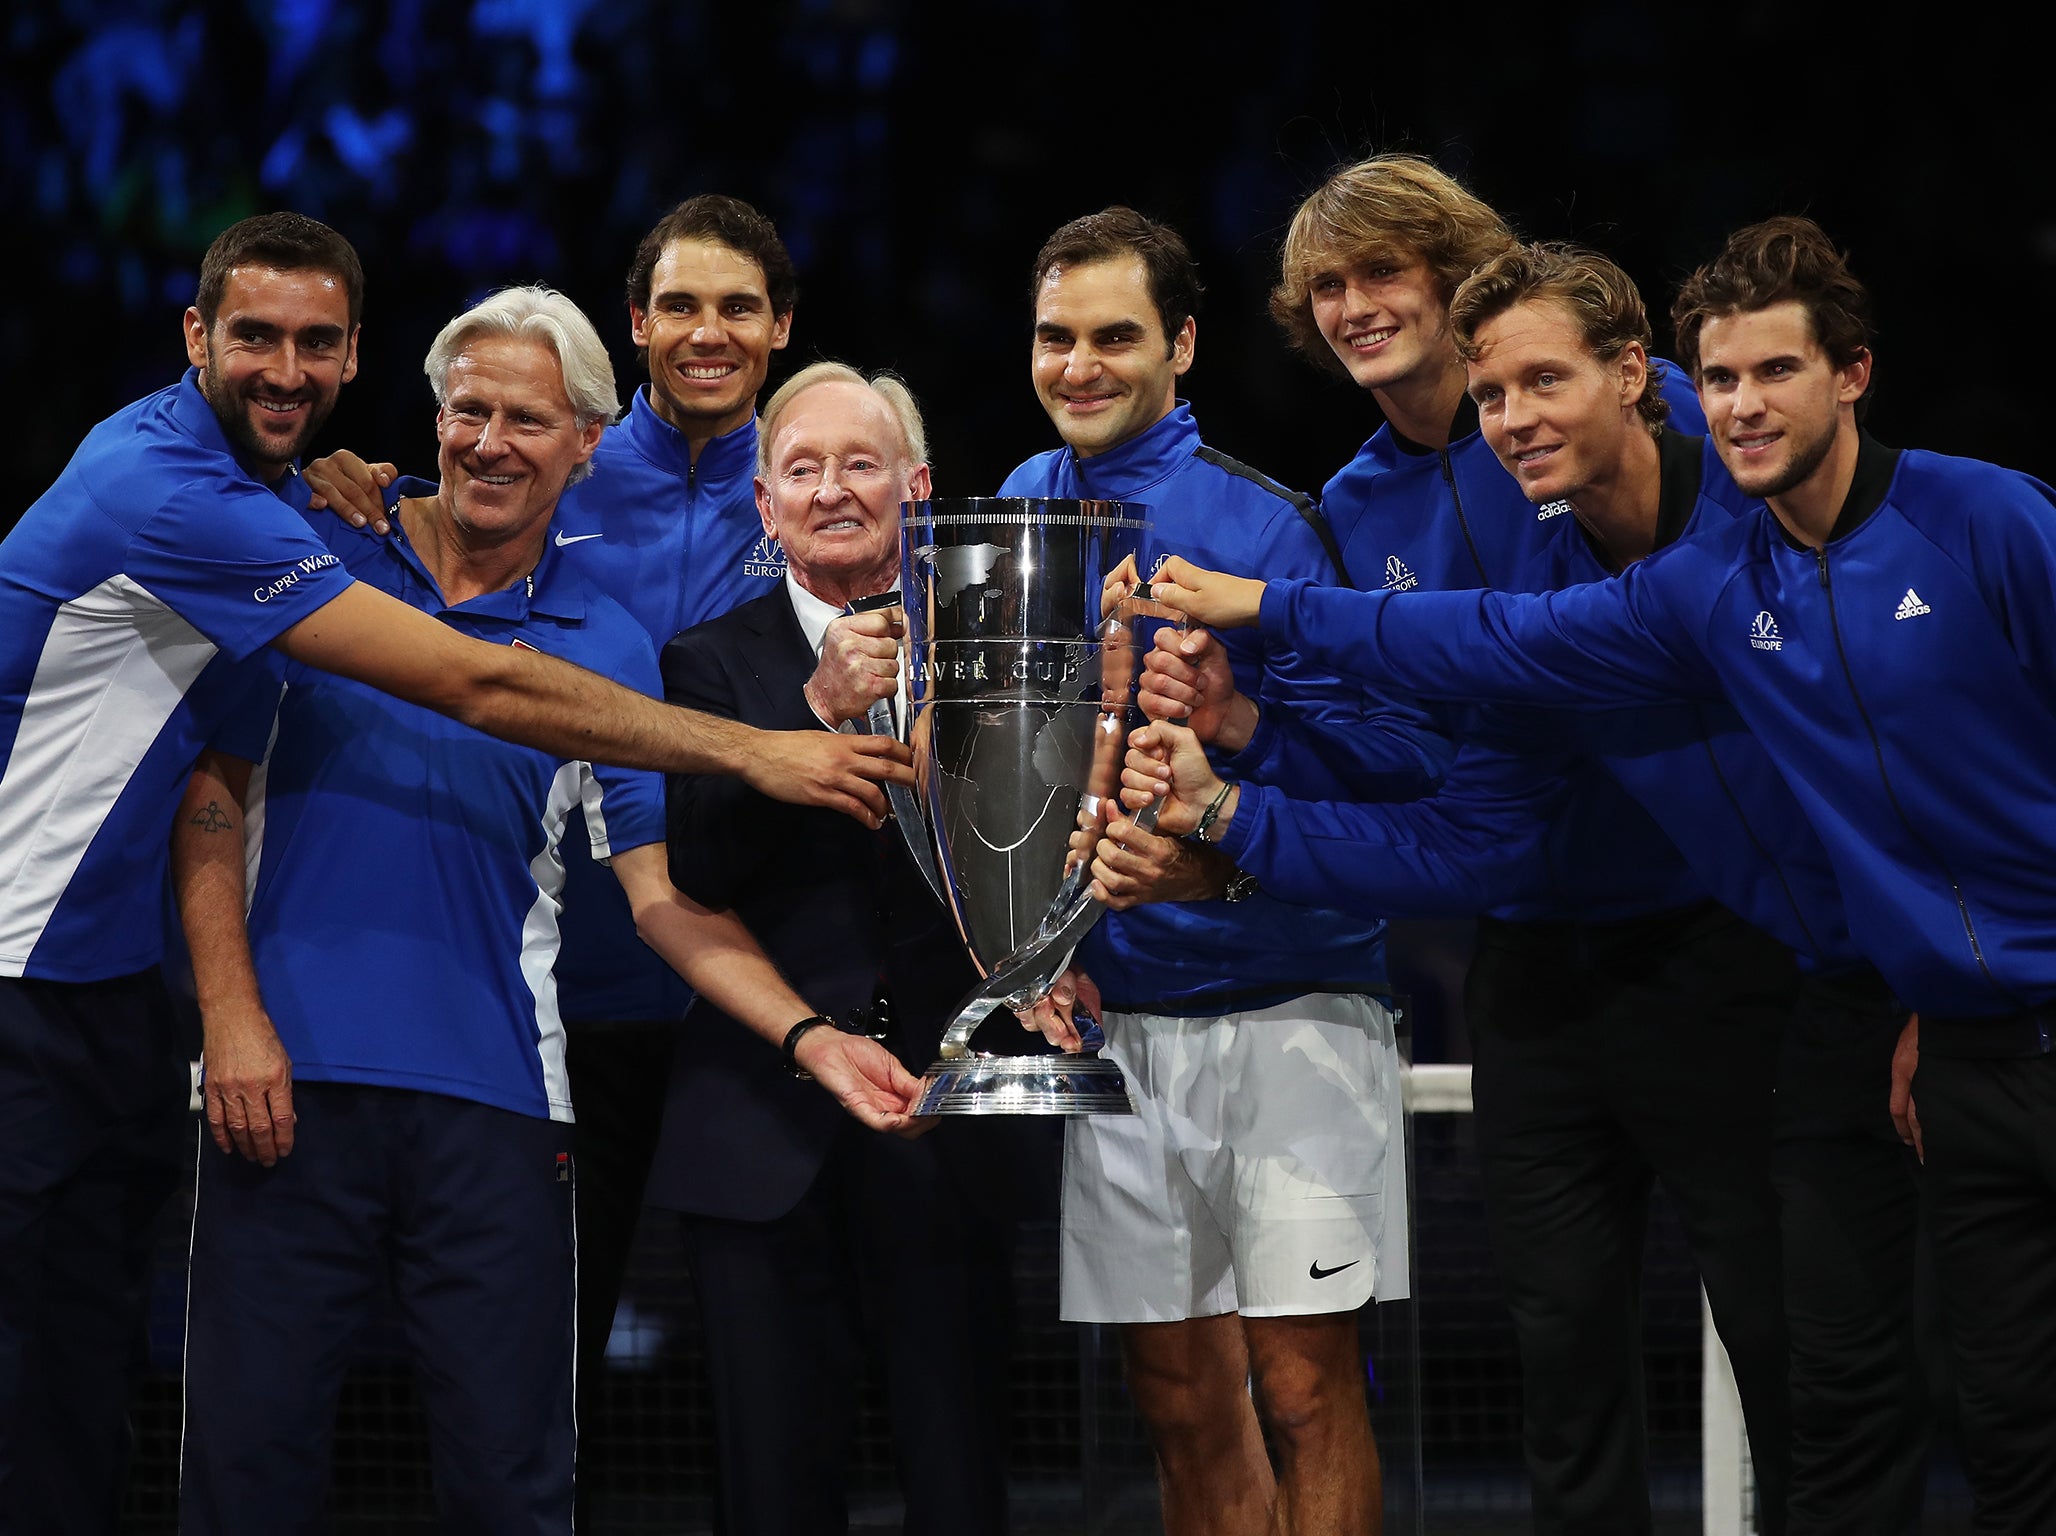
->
<box><xmin>1060</xmin><ymin>401</ymin><xmax>1201</xmax><ymax>499</ymax></box>
<box><xmin>617</xmin><ymin>386</ymin><xmax>759</xmax><ymax>488</ymax></box>
<box><xmin>169</xmin><ymin>366</ymin><xmax>313</xmax><ymax>511</ymax></box>
<box><xmin>379</xmin><ymin>475</ymin><xmax>588</xmax><ymax>622</ymax></box>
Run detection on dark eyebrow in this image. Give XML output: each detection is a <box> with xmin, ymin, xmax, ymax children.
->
<box><xmin>1091</xmin><ymin>320</ymin><xmax>1147</xmax><ymax>343</ymax></box>
<box><xmin>1034</xmin><ymin>321</ymin><xmax>1074</xmax><ymax>342</ymax></box>
<box><xmin>295</xmin><ymin>324</ymin><xmax>347</xmax><ymax>345</ymax></box>
<box><xmin>653</xmin><ymin>288</ymin><xmax>765</xmax><ymax>310</ymax></box>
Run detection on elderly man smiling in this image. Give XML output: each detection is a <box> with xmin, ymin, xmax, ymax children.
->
<box><xmin>648</xmin><ymin>362</ymin><xmax>1019</xmax><ymax>1536</ymax></box>
<box><xmin>171</xmin><ymin>294</ymin><xmax>923</xmax><ymax>1535</ymax></box>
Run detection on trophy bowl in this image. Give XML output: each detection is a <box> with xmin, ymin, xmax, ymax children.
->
<box><xmin>892</xmin><ymin>497</ymin><xmax>1163</xmax><ymax>1117</ymax></box>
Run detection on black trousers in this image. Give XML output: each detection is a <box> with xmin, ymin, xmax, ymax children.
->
<box><xmin>677</xmin><ymin>1117</ymin><xmax>1013</xmax><ymax>1536</ymax></box>
<box><xmin>563</xmin><ymin>1014</ymin><xmax>676</xmax><ymax>1523</ymax></box>
<box><xmin>180</xmin><ymin>1082</ymin><xmax>577</xmax><ymax>1535</ymax></box>
<box><xmin>1774</xmin><ymin>978</ymin><xmax>1928</xmax><ymax>1535</ymax></box>
<box><xmin>1915</xmin><ymin>1048</ymin><xmax>2056</xmax><ymax>1535</ymax></box>
<box><xmin>0</xmin><ymin>970</ymin><xmax>187</xmax><ymax>1536</ymax></box>
<box><xmin>1466</xmin><ymin>905</ymin><xmax>1793</xmax><ymax>1536</ymax></box>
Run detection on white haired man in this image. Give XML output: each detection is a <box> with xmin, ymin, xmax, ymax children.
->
<box><xmin>647</xmin><ymin>361</ymin><xmax>1017</xmax><ymax>1535</ymax></box>
<box><xmin>171</xmin><ymin>295</ymin><xmax>924</xmax><ymax>1534</ymax></box>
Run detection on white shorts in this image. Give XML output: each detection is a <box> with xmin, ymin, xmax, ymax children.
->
<box><xmin>1059</xmin><ymin>992</ymin><xmax>1410</xmax><ymax>1323</ymax></box>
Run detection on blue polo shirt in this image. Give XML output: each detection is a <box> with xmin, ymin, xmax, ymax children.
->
<box><xmin>0</xmin><ymin>368</ymin><xmax>355</xmax><ymax>982</ymax></box>
<box><xmin>223</xmin><ymin>480</ymin><xmax>666</xmax><ymax>1121</ymax></box>
<box><xmin>545</xmin><ymin>395</ymin><xmax>782</xmax><ymax>1021</ymax></box>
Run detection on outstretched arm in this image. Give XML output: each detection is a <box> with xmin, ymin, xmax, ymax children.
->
<box><xmin>275</xmin><ymin>582</ymin><xmax>911</xmax><ymax>825</ymax></box>
<box><xmin>173</xmin><ymin>750</ymin><xmax>296</xmax><ymax>1166</ymax></box>
<box><xmin>1151</xmin><ymin>555</ymin><xmax>1720</xmax><ymax>711</ymax></box>
<box><xmin>609</xmin><ymin>843</ymin><xmax>926</xmax><ymax>1134</ymax></box>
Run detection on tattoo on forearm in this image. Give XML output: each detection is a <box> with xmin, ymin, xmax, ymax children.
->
<box><xmin>190</xmin><ymin>801</ymin><xmax>235</xmax><ymax>833</ymax></box>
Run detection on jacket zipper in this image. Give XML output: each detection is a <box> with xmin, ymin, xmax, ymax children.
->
<box><xmin>1815</xmin><ymin>546</ymin><xmax>2009</xmax><ymax>1003</ymax></box>
<box><xmin>1439</xmin><ymin>451</ymin><xmax>1491</xmax><ymax>587</ymax></box>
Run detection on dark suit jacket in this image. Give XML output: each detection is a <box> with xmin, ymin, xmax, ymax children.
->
<box><xmin>643</xmin><ymin>585</ymin><xmax>981</xmax><ymax>1222</ymax></box>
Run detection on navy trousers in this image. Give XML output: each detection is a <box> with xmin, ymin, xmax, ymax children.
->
<box><xmin>0</xmin><ymin>970</ymin><xmax>187</xmax><ymax>1536</ymax></box>
<box><xmin>180</xmin><ymin>1081</ymin><xmax>576</xmax><ymax>1535</ymax></box>
<box><xmin>677</xmin><ymin>1117</ymin><xmax>1014</xmax><ymax>1536</ymax></box>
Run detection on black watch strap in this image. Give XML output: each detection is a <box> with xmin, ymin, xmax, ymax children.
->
<box><xmin>781</xmin><ymin>1016</ymin><xmax>837</xmax><ymax>1078</ymax></box>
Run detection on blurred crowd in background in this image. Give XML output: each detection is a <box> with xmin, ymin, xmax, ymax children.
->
<box><xmin>6</xmin><ymin>1</ymin><xmax>2047</xmax><ymax>538</ymax></box>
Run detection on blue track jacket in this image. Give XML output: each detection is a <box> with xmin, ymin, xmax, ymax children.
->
<box><xmin>999</xmin><ymin>403</ymin><xmax>1446</xmax><ymax>1014</ymax></box>
<box><xmin>1216</xmin><ymin>388</ymin><xmax>1710</xmax><ymax>927</ymax></box>
<box><xmin>1235</xmin><ymin>430</ymin><xmax>1862</xmax><ymax>971</ymax></box>
<box><xmin>1258</xmin><ymin>434</ymin><xmax>2056</xmax><ymax>1018</ymax></box>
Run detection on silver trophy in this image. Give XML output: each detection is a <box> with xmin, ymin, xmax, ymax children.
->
<box><xmin>865</xmin><ymin>497</ymin><xmax>1178</xmax><ymax>1116</ymax></box>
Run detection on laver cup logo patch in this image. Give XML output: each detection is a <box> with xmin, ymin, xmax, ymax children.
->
<box><xmin>1382</xmin><ymin>555</ymin><xmax>1418</xmax><ymax>592</ymax></box>
<box><xmin>1748</xmin><ymin>611</ymin><xmax>1783</xmax><ymax>652</ymax></box>
<box><xmin>742</xmin><ymin>533</ymin><xmax>786</xmax><ymax>579</ymax></box>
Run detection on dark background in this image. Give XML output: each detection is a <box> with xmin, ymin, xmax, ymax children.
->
<box><xmin>5</xmin><ymin>1</ymin><xmax>2051</xmax><ymax>537</ymax></box>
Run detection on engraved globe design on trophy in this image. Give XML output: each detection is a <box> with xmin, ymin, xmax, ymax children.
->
<box><xmin>875</xmin><ymin>497</ymin><xmax>1178</xmax><ymax>1116</ymax></box>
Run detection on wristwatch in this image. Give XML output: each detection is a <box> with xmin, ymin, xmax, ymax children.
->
<box><xmin>1223</xmin><ymin>866</ymin><xmax>1260</xmax><ymax>903</ymax></box>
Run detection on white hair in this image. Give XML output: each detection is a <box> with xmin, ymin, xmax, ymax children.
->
<box><xmin>423</xmin><ymin>285</ymin><xmax>619</xmax><ymax>483</ymax></box>
<box><xmin>756</xmin><ymin>361</ymin><xmax>929</xmax><ymax>478</ymax></box>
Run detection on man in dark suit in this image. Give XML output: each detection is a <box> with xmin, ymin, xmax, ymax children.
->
<box><xmin>649</xmin><ymin>362</ymin><xmax>1020</xmax><ymax>1535</ymax></box>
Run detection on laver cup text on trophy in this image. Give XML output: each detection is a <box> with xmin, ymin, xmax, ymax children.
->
<box><xmin>872</xmin><ymin>497</ymin><xmax>1181</xmax><ymax>1116</ymax></box>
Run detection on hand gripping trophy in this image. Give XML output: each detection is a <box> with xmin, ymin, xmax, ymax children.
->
<box><xmin>860</xmin><ymin>497</ymin><xmax>1180</xmax><ymax>1115</ymax></box>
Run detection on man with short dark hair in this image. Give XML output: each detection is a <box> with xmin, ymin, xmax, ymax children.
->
<box><xmin>1154</xmin><ymin>214</ymin><xmax>2056</xmax><ymax>1534</ymax></box>
<box><xmin>0</xmin><ymin>210</ymin><xmax>904</xmax><ymax>1532</ymax></box>
<box><xmin>1006</xmin><ymin>206</ymin><xmax>1444</xmax><ymax>1536</ymax></box>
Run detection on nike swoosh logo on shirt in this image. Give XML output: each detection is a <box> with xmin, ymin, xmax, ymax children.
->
<box><xmin>555</xmin><ymin>531</ymin><xmax>603</xmax><ymax>547</ymax></box>
<box><xmin>1308</xmin><ymin>1259</ymin><xmax>1360</xmax><ymax>1280</ymax></box>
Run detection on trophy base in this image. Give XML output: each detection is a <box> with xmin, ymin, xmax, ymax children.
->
<box><xmin>914</xmin><ymin>1052</ymin><xmax>1135</xmax><ymax>1116</ymax></box>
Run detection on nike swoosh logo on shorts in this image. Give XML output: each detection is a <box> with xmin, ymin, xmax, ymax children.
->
<box><xmin>1309</xmin><ymin>1259</ymin><xmax>1360</xmax><ymax>1280</ymax></box>
<box><xmin>555</xmin><ymin>530</ymin><xmax>602</xmax><ymax>547</ymax></box>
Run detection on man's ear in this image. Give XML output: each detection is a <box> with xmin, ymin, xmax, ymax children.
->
<box><xmin>340</xmin><ymin>324</ymin><xmax>360</xmax><ymax>386</ymax></box>
<box><xmin>628</xmin><ymin>305</ymin><xmax>650</xmax><ymax>350</ymax></box>
<box><xmin>908</xmin><ymin>463</ymin><xmax>933</xmax><ymax>501</ymax></box>
<box><xmin>1169</xmin><ymin>316</ymin><xmax>1196</xmax><ymax>378</ymax></box>
<box><xmin>1837</xmin><ymin>347</ymin><xmax>1873</xmax><ymax>405</ymax></box>
<box><xmin>769</xmin><ymin>308</ymin><xmax>793</xmax><ymax>354</ymax></box>
<box><xmin>755</xmin><ymin>477</ymin><xmax>778</xmax><ymax>540</ymax></box>
<box><xmin>184</xmin><ymin>307</ymin><xmax>209</xmax><ymax>369</ymax></box>
<box><xmin>1618</xmin><ymin>341</ymin><xmax>1649</xmax><ymax>412</ymax></box>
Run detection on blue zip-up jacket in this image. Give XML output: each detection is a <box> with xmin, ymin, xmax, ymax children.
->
<box><xmin>546</xmin><ymin>393</ymin><xmax>785</xmax><ymax>1021</ymax></box>
<box><xmin>999</xmin><ymin>403</ymin><xmax>1446</xmax><ymax>1014</ymax></box>
<box><xmin>1220</xmin><ymin>388</ymin><xmax>1710</xmax><ymax>926</ymax></box>
<box><xmin>1235</xmin><ymin>430</ymin><xmax>1861</xmax><ymax>969</ymax></box>
<box><xmin>1256</xmin><ymin>434</ymin><xmax>2056</xmax><ymax>1018</ymax></box>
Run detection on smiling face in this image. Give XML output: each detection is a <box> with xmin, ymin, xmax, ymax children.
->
<box><xmin>756</xmin><ymin>379</ymin><xmax>930</xmax><ymax>606</ymax></box>
<box><xmin>1466</xmin><ymin>297</ymin><xmax>1647</xmax><ymax>504</ymax></box>
<box><xmin>1031</xmin><ymin>254</ymin><xmax>1193</xmax><ymax>459</ymax></box>
<box><xmin>185</xmin><ymin>265</ymin><xmax>359</xmax><ymax>479</ymax></box>
<box><xmin>629</xmin><ymin>236</ymin><xmax>791</xmax><ymax>443</ymax></box>
<box><xmin>1695</xmin><ymin>301</ymin><xmax>1868</xmax><ymax>501</ymax></box>
<box><xmin>434</xmin><ymin>334</ymin><xmax>603</xmax><ymax>551</ymax></box>
<box><xmin>1307</xmin><ymin>252</ymin><xmax>1451</xmax><ymax>396</ymax></box>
